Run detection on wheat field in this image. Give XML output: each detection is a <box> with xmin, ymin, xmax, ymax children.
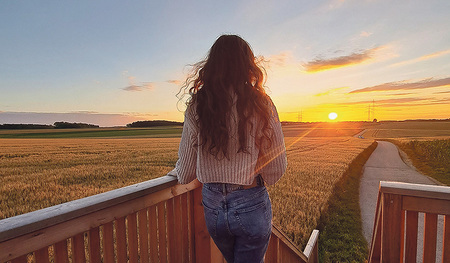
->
<box><xmin>0</xmin><ymin>126</ymin><xmax>374</xmax><ymax>248</ymax></box>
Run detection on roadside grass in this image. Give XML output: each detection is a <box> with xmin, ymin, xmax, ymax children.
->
<box><xmin>317</xmin><ymin>141</ymin><xmax>378</xmax><ymax>263</ymax></box>
<box><xmin>391</xmin><ymin>139</ymin><xmax>450</xmax><ymax>186</ymax></box>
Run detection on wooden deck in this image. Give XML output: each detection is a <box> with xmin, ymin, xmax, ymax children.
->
<box><xmin>0</xmin><ymin>175</ymin><xmax>318</xmax><ymax>263</ymax></box>
<box><xmin>368</xmin><ymin>181</ymin><xmax>450</xmax><ymax>262</ymax></box>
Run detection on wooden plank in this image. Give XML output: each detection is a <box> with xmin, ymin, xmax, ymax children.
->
<box><xmin>0</xmin><ymin>179</ymin><xmax>202</xmax><ymax>263</ymax></box>
<box><xmin>181</xmin><ymin>193</ymin><xmax>189</xmax><ymax>262</ymax></box>
<box><xmin>380</xmin><ymin>181</ymin><xmax>450</xmax><ymax>200</ymax></box>
<box><xmin>71</xmin><ymin>233</ymin><xmax>86</xmax><ymax>263</ymax></box>
<box><xmin>404</xmin><ymin>211</ymin><xmax>418</xmax><ymax>262</ymax></box>
<box><xmin>403</xmin><ymin>196</ymin><xmax>450</xmax><ymax>215</ymax></box>
<box><xmin>34</xmin><ymin>247</ymin><xmax>49</xmax><ymax>263</ymax></box>
<box><xmin>368</xmin><ymin>192</ymin><xmax>382</xmax><ymax>263</ymax></box>
<box><xmin>303</xmin><ymin>229</ymin><xmax>319</xmax><ymax>259</ymax></box>
<box><xmin>193</xmin><ymin>186</ymin><xmax>211</xmax><ymax>263</ymax></box>
<box><xmin>443</xmin><ymin>215</ymin><xmax>450</xmax><ymax>263</ymax></box>
<box><xmin>265</xmin><ymin>234</ymin><xmax>279</xmax><ymax>263</ymax></box>
<box><xmin>88</xmin><ymin>227</ymin><xmax>101</xmax><ymax>263</ymax></box>
<box><xmin>166</xmin><ymin>198</ymin><xmax>175</xmax><ymax>262</ymax></box>
<box><xmin>128</xmin><ymin>213</ymin><xmax>139</xmax><ymax>263</ymax></box>
<box><xmin>380</xmin><ymin>193</ymin><xmax>402</xmax><ymax>262</ymax></box>
<box><xmin>0</xmin><ymin>176</ymin><xmax>181</xmax><ymax>243</ymax></box>
<box><xmin>308</xmin><ymin>236</ymin><xmax>319</xmax><ymax>263</ymax></box>
<box><xmin>138</xmin><ymin>209</ymin><xmax>149</xmax><ymax>263</ymax></box>
<box><xmin>187</xmin><ymin>191</ymin><xmax>195</xmax><ymax>263</ymax></box>
<box><xmin>148</xmin><ymin>206</ymin><xmax>158</xmax><ymax>263</ymax></box>
<box><xmin>423</xmin><ymin>213</ymin><xmax>438</xmax><ymax>263</ymax></box>
<box><xmin>116</xmin><ymin>217</ymin><xmax>128</xmax><ymax>263</ymax></box>
<box><xmin>271</xmin><ymin>225</ymin><xmax>307</xmax><ymax>261</ymax></box>
<box><xmin>173</xmin><ymin>195</ymin><xmax>183</xmax><ymax>263</ymax></box>
<box><xmin>10</xmin><ymin>254</ymin><xmax>28</xmax><ymax>263</ymax></box>
<box><xmin>102</xmin><ymin>222</ymin><xmax>114</xmax><ymax>263</ymax></box>
<box><xmin>54</xmin><ymin>240</ymin><xmax>69</xmax><ymax>263</ymax></box>
<box><xmin>157</xmin><ymin>202</ymin><xmax>167</xmax><ymax>263</ymax></box>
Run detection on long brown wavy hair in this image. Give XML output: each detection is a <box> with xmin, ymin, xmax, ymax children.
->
<box><xmin>180</xmin><ymin>35</ymin><xmax>273</xmax><ymax>159</ymax></box>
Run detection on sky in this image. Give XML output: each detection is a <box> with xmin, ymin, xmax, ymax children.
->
<box><xmin>1</xmin><ymin>0</ymin><xmax>449</xmax><ymax>126</ymax></box>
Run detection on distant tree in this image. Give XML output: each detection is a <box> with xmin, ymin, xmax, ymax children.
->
<box><xmin>54</xmin><ymin>122</ymin><xmax>99</xmax><ymax>129</ymax></box>
<box><xmin>127</xmin><ymin>120</ymin><xmax>183</xmax><ymax>128</ymax></box>
<box><xmin>372</xmin><ymin>118</ymin><xmax>378</xmax><ymax>123</ymax></box>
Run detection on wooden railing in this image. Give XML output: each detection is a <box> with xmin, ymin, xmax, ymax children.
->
<box><xmin>368</xmin><ymin>181</ymin><xmax>450</xmax><ymax>263</ymax></box>
<box><xmin>0</xmin><ymin>175</ymin><xmax>318</xmax><ymax>263</ymax></box>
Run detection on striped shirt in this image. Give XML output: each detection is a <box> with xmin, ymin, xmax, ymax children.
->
<box><xmin>176</xmin><ymin>99</ymin><xmax>287</xmax><ymax>186</ymax></box>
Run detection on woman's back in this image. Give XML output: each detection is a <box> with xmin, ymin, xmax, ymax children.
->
<box><xmin>175</xmin><ymin>34</ymin><xmax>286</xmax><ymax>263</ymax></box>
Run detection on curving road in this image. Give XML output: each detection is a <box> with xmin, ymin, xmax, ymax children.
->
<box><xmin>359</xmin><ymin>140</ymin><xmax>443</xmax><ymax>261</ymax></box>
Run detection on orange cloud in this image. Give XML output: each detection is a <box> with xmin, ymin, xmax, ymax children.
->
<box><xmin>390</xmin><ymin>49</ymin><xmax>450</xmax><ymax>67</ymax></box>
<box><xmin>123</xmin><ymin>82</ymin><xmax>154</xmax><ymax>92</ymax></box>
<box><xmin>360</xmin><ymin>31</ymin><xmax>373</xmax><ymax>37</ymax></box>
<box><xmin>314</xmin><ymin>86</ymin><xmax>349</xmax><ymax>96</ymax></box>
<box><xmin>267</xmin><ymin>52</ymin><xmax>291</xmax><ymax>67</ymax></box>
<box><xmin>122</xmin><ymin>71</ymin><xmax>154</xmax><ymax>92</ymax></box>
<box><xmin>303</xmin><ymin>47</ymin><xmax>381</xmax><ymax>73</ymax></box>
<box><xmin>166</xmin><ymin>80</ymin><xmax>182</xmax><ymax>85</ymax></box>
<box><xmin>349</xmin><ymin>77</ymin><xmax>450</xmax><ymax>94</ymax></box>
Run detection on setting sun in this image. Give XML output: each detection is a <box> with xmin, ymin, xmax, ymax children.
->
<box><xmin>328</xmin><ymin>112</ymin><xmax>338</xmax><ymax>120</ymax></box>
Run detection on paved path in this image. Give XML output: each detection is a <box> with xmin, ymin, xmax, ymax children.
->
<box><xmin>359</xmin><ymin>140</ymin><xmax>443</xmax><ymax>261</ymax></box>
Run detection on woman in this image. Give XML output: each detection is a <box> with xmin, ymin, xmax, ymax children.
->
<box><xmin>176</xmin><ymin>34</ymin><xmax>287</xmax><ymax>263</ymax></box>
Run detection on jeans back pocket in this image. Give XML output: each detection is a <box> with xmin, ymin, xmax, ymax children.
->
<box><xmin>234</xmin><ymin>199</ymin><xmax>272</xmax><ymax>238</ymax></box>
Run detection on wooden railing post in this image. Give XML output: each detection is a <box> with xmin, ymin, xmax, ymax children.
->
<box><xmin>444</xmin><ymin>215</ymin><xmax>450</xmax><ymax>262</ymax></box>
<box><xmin>381</xmin><ymin>193</ymin><xmax>402</xmax><ymax>262</ymax></box>
<box><xmin>193</xmin><ymin>186</ymin><xmax>212</xmax><ymax>262</ymax></box>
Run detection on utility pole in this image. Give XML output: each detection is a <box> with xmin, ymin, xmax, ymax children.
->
<box><xmin>372</xmin><ymin>99</ymin><xmax>375</xmax><ymax>121</ymax></box>
<box><xmin>297</xmin><ymin>110</ymin><xmax>302</xmax><ymax>123</ymax></box>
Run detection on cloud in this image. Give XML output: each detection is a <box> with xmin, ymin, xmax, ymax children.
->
<box><xmin>434</xmin><ymin>90</ymin><xmax>450</xmax><ymax>94</ymax></box>
<box><xmin>267</xmin><ymin>52</ymin><xmax>292</xmax><ymax>67</ymax></box>
<box><xmin>330</xmin><ymin>97</ymin><xmax>450</xmax><ymax>108</ymax></box>
<box><xmin>315</xmin><ymin>86</ymin><xmax>349</xmax><ymax>97</ymax></box>
<box><xmin>390</xmin><ymin>49</ymin><xmax>450</xmax><ymax>68</ymax></box>
<box><xmin>349</xmin><ymin>77</ymin><xmax>450</xmax><ymax>94</ymax></box>
<box><xmin>123</xmin><ymin>83</ymin><xmax>154</xmax><ymax>92</ymax></box>
<box><xmin>166</xmin><ymin>80</ymin><xmax>182</xmax><ymax>85</ymax></box>
<box><xmin>303</xmin><ymin>47</ymin><xmax>381</xmax><ymax>73</ymax></box>
<box><xmin>360</xmin><ymin>31</ymin><xmax>373</xmax><ymax>37</ymax></box>
<box><xmin>121</xmin><ymin>72</ymin><xmax>154</xmax><ymax>92</ymax></box>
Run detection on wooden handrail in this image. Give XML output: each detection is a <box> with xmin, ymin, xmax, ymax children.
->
<box><xmin>0</xmin><ymin>176</ymin><xmax>179</xmax><ymax>243</ymax></box>
<box><xmin>368</xmin><ymin>181</ymin><xmax>450</xmax><ymax>263</ymax></box>
<box><xmin>0</xmin><ymin>174</ymin><xmax>318</xmax><ymax>263</ymax></box>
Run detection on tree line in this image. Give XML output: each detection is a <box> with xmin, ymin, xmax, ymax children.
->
<box><xmin>126</xmin><ymin>120</ymin><xmax>183</xmax><ymax>128</ymax></box>
<box><xmin>0</xmin><ymin>122</ymin><xmax>99</xmax><ymax>129</ymax></box>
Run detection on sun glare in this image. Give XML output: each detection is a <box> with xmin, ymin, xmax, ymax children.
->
<box><xmin>328</xmin><ymin>112</ymin><xmax>338</xmax><ymax>120</ymax></box>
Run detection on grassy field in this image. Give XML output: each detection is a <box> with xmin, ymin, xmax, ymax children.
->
<box><xmin>0</xmin><ymin>124</ymin><xmax>374</xmax><ymax>250</ymax></box>
<box><xmin>391</xmin><ymin>139</ymin><xmax>450</xmax><ymax>186</ymax></box>
<box><xmin>363</xmin><ymin>120</ymin><xmax>450</xmax><ymax>186</ymax></box>
<box><xmin>1</xmin><ymin>120</ymin><xmax>448</xmax><ymax>258</ymax></box>
<box><xmin>317</xmin><ymin>141</ymin><xmax>377</xmax><ymax>262</ymax></box>
<box><xmin>363</xmin><ymin>121</ymin><xmax>450</xmax><ymax>139</ymax></box>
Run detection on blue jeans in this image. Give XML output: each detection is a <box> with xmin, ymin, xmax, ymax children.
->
<box><xmin>202</xmin><ymin>183</ymin><xmax>272</xmax><ymax>263</ymax></box>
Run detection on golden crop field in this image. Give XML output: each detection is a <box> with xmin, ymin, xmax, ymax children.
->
<box><xmin>0</xmin><ymin>124</ymin><xmax>374</xmax><ymax>249</ymax></box>
<box><xmin>362</xmin><ymin>121</ymin><xmax>450</xmax><ymax>139</ymax></box>
<box><xmin>0</xmin><ymin>138</ymin><xmax>180</xmax><ymax>219</ymax></box>
<box><xmin>269</xmin><ymin>135</ymin><xmax>373</xmax><ymax>246</ymax></box>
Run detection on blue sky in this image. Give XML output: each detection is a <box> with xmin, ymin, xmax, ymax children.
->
<box><xmin>1</xmin><ymin>0</ymin><xmax>449</xmax><ymax>126</ymax></box>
